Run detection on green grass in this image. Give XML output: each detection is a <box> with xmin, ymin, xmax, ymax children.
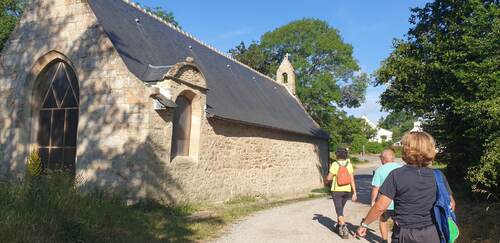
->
<box><xmin>0</xmin><ymin>174</ymin><xmax>208</xmax><ymax>242</ymax></box>
<box><xmin>310</xmin><ymin>187</ymin><xmax>330</xmax><ymax>194</ymax></box>
<box><xmin>0</xmin><ymin>174</ymin><xmax>326</xmax><ymax>242</ymax></box>
<box><xmin>349</xmin><ymin>156</ymin><xmax>369</xmax><ymax>165</ymax></box>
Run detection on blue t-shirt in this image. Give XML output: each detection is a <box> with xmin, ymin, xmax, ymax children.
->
<box><xmin>372</xmin><ymin>162</ymin><xmax>403</xmax><ymax>210</ymax></box>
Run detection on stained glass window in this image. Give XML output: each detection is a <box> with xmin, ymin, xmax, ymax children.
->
<box><xmin>36</xmin><ymin>61</ymin><xmax>79</xmax><ymax>173</ymax></box>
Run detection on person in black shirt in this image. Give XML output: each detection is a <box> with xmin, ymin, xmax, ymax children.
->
<box><xmin>356</xmin><ymin>132</ymin><xmax>455</xmax><ymax>243</ymax></box>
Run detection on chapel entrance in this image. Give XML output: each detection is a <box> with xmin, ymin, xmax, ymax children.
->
<box><xmin>36</xmin><ymin>61</ymin><xmax>79</xmax><ymax>174</ymax></box>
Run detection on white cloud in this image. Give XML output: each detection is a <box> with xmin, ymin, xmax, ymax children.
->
<box><xmin>344</xmin><ymin>85</ymin><xmax>388</xmax><ymax>124</ymax></box>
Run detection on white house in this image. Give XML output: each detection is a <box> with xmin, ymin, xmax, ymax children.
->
<box><xmin>393</xmin><ymin>121</ymin><xmax>422</xmax><ymax>146</ymax></box>
<box><xmin>361</xmin><ymin>116</ymin><xmax>393</xmax><ymax>143</ymax></box>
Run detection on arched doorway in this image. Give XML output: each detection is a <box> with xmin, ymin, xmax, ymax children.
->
<box><xmin>35</xmin><ymin>61</ymin><xmax>79</xmax><ymax>173</ymax></box>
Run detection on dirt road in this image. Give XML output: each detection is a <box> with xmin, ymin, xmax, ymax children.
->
<box><xmin>215</xmin><ymin>158</ymin><xmax>390</xmax><ymax>243</ymax></box>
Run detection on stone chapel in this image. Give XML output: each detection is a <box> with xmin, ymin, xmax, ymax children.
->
<box><xmin>0</xmin><ymin>0</ymin><xmax>329</xmax><ymax>202</ymax></box>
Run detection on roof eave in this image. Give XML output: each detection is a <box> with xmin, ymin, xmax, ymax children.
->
<box><xmin>207</xmin><ymin>113</ymin><xmax>330</xmax><ymax>140</ymax></box>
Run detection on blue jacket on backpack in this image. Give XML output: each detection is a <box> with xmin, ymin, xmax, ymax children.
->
<box><xmin>433</xmin><ymin>170</ymin><xmax>458</xmax><ymax>243</ymax></box>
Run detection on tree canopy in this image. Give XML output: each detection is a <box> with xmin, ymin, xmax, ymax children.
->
<box><xmin>0</xmin><ymin>0</ymin><xmax>25</xmax><ymax>51</ymax></box>
<box><xmin>230</xmin><ymin>19</ymin><xmax>369</xmax><ymax>148</ymax></box>
<box><xmin>378</xmin><ymin>111</ymin><xmax>416</xmax><ymax>142</ymax></box>
<box><xmin>376</xmin><ymin>0</ymin><xmax>499</xmax><ymax>192</ymax></box>
<box><xmin>144</xmin><ymin>6</ymin><xmax>179</xmax><ymax>28</ymax></box>
<box><xmin>0</xmin><ymin>1</ymin><xmax>179</xmax><ymax>52</ymax></box>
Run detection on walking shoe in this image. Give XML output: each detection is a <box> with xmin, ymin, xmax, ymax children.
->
<box><xmin>337</xmin><ymin>224</ymin><xmax>344</xmax><ymax>237</ymax></box>
<box><xmin>341</xmin><ymin>225</ymin><xmax>349</xmax><ymax>239</ymax></box>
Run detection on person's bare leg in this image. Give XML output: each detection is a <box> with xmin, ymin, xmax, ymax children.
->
<box><xmin>338</xmin><ymin>216</ymin><xmax>345</xmax><ymax>225</ymax></box>
<box><xmin>379</xmin><ymin>216</ymin><xmax>389</xmax><ymax>241</ymax></box>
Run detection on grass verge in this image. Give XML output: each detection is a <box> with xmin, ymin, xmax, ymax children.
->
<box><xmin>435</xmin><ymin>165</ymin><xmax>500</xmax><ymax>242</ymax></box>
<box><xmin>0</xmin><ymin>175</ymin><xmax>329</xmax><ymax>242</ymax></box>
<box><xmin>349</xmin><ymin>156</ymin><xmax>369</xmax><ymax>166</ymax></box>
<box><xmin>455</xmin><ymin>195</ymin><xmax>500</xmax><ymax>243</ymax></box>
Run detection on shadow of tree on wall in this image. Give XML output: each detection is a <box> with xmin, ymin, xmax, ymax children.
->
<box><xmin>0</xmin><ymin>1</ymin><xmax>209</xmax><ymax>240</ymax></box>
<box><xmin>0</xmin><ymin>0</ymin><xmax>184</xmax><ymax>204</ymax></box>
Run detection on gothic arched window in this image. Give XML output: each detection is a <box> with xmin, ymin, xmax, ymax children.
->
<box><xmin>171</xmin><ymin>95</ymin><xmax>192</xmax><ymax>159</ymax></box>
<box><xmin>36</xmin><ymin>61</ymin><xmax>79</xmax><ymax>173</ymax></box>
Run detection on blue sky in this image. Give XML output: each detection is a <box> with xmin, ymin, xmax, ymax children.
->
<box><xmin>137</xmin><ymin>0</ymin><xmax>430</xmax><ymax>124</ymax></box>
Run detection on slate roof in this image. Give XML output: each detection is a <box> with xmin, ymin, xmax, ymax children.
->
<box><xmin>87</xmin><ymin>0</ymin><xmax>329</xmax><ymax>140</ymax></box>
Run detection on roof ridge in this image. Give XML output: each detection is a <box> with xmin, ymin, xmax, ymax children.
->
<box><xmin>121</xmin><ymin>0</ymin><xmax>280</xmax><ymax>84</ymax></box>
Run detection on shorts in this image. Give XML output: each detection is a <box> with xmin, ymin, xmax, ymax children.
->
<box><xmin>331</xmin><ymin>191</ymin><xmax>352</xmax><ymax>217</ymax></box>
<box><xmin>381</xmin><ymin>210</ymin><xmax>395</xmax><ymax>221</ymax></box>
<box><xmin>392</xmin><ymin>224</ymin><xmax>440</xmax><ymax>243</ymax></box>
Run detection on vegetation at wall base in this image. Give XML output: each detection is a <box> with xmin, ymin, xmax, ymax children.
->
<box><xmin>26</xmin><ymin>148</ymin><xmax>42</xmax><ymax>178</ymax></box>
<box><xmin>0</xmin><ymin>173</ymin><xmax>326</xmax><ymax>242</ymax></box>
<box><xmin>0</xmin><ymin>174</ymin><xmax>167</xmax><ymax>243</ymax></box>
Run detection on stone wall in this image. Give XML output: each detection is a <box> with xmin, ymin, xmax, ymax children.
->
<box><xmin>0</xmin><ymin>0</ymin><xmax>329</xmax><ymax>203</ymax></box>
<box><xmin>198</xmin><ymin>118</ymin><xmax>329</xmax><ymax>201</ymax></box>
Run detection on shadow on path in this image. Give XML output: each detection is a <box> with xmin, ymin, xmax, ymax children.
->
<box><xmin>312</xmin><ymin>214</ymin><xmax>385</xmax><ymax>243</ymax></box>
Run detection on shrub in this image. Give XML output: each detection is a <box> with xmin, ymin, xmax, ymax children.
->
<box><xmin>350</xmin><ymin>134</ymin><xmax>368</xmax><ymax>153</ymax></box>
<box><xmin>365</xmin><ymin>142</ymin><xmax>384</xmax><ymax>154</ymax></box>
<box><xmin>467</xmin><ymin>138</ymin><xmax>500</xmax><ymax>195</ymax></box>
<box><xmin>349</xmin><ymin>156</ymin><xmax>360</xmax><ymax>164</ymax></box>
<box><xmin>26</xmin><ymin>148</ymin><xmax>42</xmax><ymax>179</ymax></box>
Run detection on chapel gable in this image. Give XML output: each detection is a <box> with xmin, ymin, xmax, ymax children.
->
<box><xmin>166</xmin><ymin>59</ymin><xmax>207</xmax><ymax>90</ymax></box>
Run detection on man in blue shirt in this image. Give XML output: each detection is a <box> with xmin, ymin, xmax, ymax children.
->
<box><xmin>371</xmin><ymin>148</ymin><xmax>402</xmax><ymax>243</ymax></box>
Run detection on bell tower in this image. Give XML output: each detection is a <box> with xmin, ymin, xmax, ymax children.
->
<box><xmin>276</xmin><ymin>53</ymin><xmax>296</xmax><ymax>95</ymax></box>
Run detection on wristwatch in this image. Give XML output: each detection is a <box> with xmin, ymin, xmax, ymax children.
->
<box><xmin>359</xmin><ymin>219</ymin><xmax>369</xmax><ymax>228</ymax></box>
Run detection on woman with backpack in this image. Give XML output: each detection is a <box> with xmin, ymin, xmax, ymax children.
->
<box><xmin>356</xmin><ymin>131</ymin><xmax>457</xmax><ymax>243</ymax></box>
<box><xmin>325</xmin><ymin>148</ymin><xmax>357</xmax><ymax>239</ymax></box>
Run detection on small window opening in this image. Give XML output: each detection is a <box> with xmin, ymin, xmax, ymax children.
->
<box><xmin>282</xmin><ymin>72</ymin><xmax>288</xmax><ymax>84</ymax></box>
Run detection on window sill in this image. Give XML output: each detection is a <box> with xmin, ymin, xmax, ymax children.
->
<box><xmin>171</xmin><ymin>156</ymin><xmax>197</xmax><ymax>165</ymax></box>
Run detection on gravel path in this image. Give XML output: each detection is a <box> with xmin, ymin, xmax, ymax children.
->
<box><xmin>214</xmin><ymin>157</ymin><xmax>394</xmax><ymax>243</ymax></box>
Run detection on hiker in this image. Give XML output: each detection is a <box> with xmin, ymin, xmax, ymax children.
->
<box><xmin>325</xmin><ymin>148</ymin><xmax>357</xmax><ymax>239</ymax></box>
<box><xmin>356</xmin><ymin>132</ymin><xmax>456</xmax><ymax>243</ymax></box>
<box><xmin>371</xmin><ymin>148</ymin><xmax>402</xmax><ymax>243</ymax></box>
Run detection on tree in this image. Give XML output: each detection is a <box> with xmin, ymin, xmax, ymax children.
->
<box><xmin>230</xmin><ymin>19</ymin><xmax>369</xmax><ymax>130</ymax></box>
<box><xmin>378</xmin><ymin>111</ymin><xmax>416</xmax><ymax>141</ymax></box>
<box><xmin>144</xmin><ymin>6</ymin><xmax>180</xmax><ymax>28</ymax></box>
<box><xmin>375</xmin><ymin>0</ymin><xmax>500</xmax><ymax>192</ymax></box>
<box><xmin>229</xmin><ymin>41</ymin><xmax>271</xmax><ymax>75</ymax></box>
<box><xmin>0</xmin><ymin>0</ymin><xmax>25</xmax><ymax>51</ymax></box>
<box><xmin>0</xmin><ymin>2</ymin><xmax>180</xmax><ymax>52</ymax></box>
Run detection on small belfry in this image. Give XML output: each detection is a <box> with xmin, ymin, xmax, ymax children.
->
<box><xmin>276</xmin><ymin>53</ymin><xmax>296</xmax><ymax>95</ymax></box>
